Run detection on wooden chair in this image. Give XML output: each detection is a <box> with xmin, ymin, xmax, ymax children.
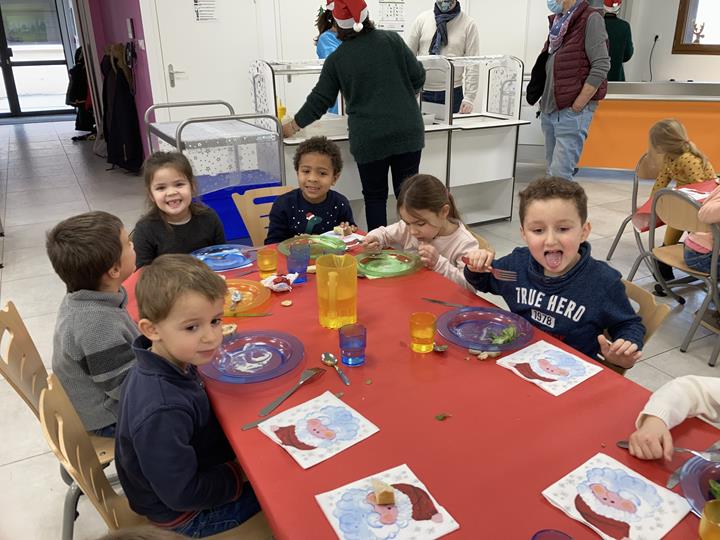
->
<box><xmin>40</xmin><ymin>373</ymin><xmax>273</xmax><ymax>540</ymax></box>
<box><xmin>232</xmin><ymin>185</ymin><xmax>292</xmax><ymax>246</ymax></box>
<box><xmin>598</xmin><ymin>280</ymin><xmax>672</xmax><ymax>375</ymax></box>
<box><xmin>0</xmin><ymin>301</ymin><xmax>115</xmax><ymax>539</ymax></box>
<box><xmin>635</xmin><ymin>188</ymin><xmax>720</xmax><ymax>365</ymax></box>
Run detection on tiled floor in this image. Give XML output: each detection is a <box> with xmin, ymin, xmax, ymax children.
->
<box><xmin>0</xmin><ymin>122</ymin><xmax>718</xmax><ymax>539</ymax></box>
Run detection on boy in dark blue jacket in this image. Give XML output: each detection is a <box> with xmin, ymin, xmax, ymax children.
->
<box><xmin>464</xmin><ymin>177</ymin><xmax>645</xmax><ymax>369</ymax></box>
<box><xmin>115</xmin><ymin>254</ymin><xmax>260</xmax><ymax>537</ymax></box>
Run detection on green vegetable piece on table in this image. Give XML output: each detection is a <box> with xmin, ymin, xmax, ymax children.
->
<box><xmin>365</xmin><ymin>379</ymin><xmax>372</xmax><ymax>385</ymax></box>
<box><xmin>488</xmin><ymin>325</ymin><xmax>518</xmax><ymax>345</ymax></box>
<box><xmin>435</xmin><ymin>413</ymin><xmax>451</xmax><ymax>421</ymax></box>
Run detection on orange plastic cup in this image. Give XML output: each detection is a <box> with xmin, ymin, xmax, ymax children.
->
<box><xmin>257</xmin><ymin>247</ymin><xmax>278</xmax><ymax>278</ymax></box>
<box><xmin>410</xmin><ymin>312</ymin><xmax>436</xmax><ymax>353</ymax></box>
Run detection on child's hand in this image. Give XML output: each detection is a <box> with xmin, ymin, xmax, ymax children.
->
<box><xmin>628</xmin><ymin>415</ymin><xmax>673</xmax><ymax>461</ymax></box>
<box><xmin>597</xmin><ymin>336</ymin><xmax>642</xmax><ymax>368</ymax></box>
<box><xmin>361</xmin><ymin>237</ymin><xmax>381</xmax><ymax>251</ymax></box>
<box><xmin>462</xmin><ymin>249</ymin><xmax>495</xmax><ymax>272</ymax></box>
<box><xmin>418</xmin><ymin>243</ymin><xmax>439</xmax><ymax>269</ymax></box>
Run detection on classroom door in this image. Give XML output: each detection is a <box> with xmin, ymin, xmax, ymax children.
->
<box><xmin>152</xmin><ymin>0</ymin><xmax>261</xmax><ymax>121</ymax></box>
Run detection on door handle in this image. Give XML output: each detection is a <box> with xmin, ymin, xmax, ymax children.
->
<box><xmin>167</xmin><ymin>64</ymin><xmax>186</xmax><ymax>87</ymax></box>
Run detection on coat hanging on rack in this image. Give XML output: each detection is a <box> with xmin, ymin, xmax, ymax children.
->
<box><xmin>101</xmin><ymin>43</ymin><xmax>143</xmax><ymax>172</ymax></box>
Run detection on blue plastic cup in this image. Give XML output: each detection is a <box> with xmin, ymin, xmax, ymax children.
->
<box><xmin>287</xmin><ymin>241</ymin><xmax>311</xmax><ymax>284</ymax></box>
<box><xmin>339</xmin><ymin>323</ymin><xmax>367</xmax><ymax>367</ymax></box>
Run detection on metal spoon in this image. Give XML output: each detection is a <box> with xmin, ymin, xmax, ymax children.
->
<box><xmin>321</xmin><ymin>352</ymin><xmax>351</xmax><ymax>386</ymax></box>
<box><xmin>616</xmin><ymin>440</ymin><xmax>720</xmax><ymax>462</ymax></box>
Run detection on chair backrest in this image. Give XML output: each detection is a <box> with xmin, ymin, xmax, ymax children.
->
<box><xmin>232</xmin><ymin>186</ymin><xmax>292</xmax><ymax>246</ymax></box>
<box><xmin>39</xmin><ymin>373</ymin><xmax>146</xmax><ymax>530</ymax></box>
<box><xmin>0</xmin><ymin>301</ymin><xmax>48</xmax><ymax>418</ymax></box>
<box><xmin>622</xmin><ymin>279</ymin><xmax>671</xmax><ymax>343</ymax></box>
<box><xmin>630</xmin><ymin>153</ymin><xmax>659</xmax><ymax>213</ymax></box>
<box><xmin>470</xmin><ymin>230</ymin><xmax>491</xmax><ymax>251</ymax></box>
<box><xmin>653</xmin><ymin>188</ymin><xmax>710</xmax><ymax>234</ymax></box>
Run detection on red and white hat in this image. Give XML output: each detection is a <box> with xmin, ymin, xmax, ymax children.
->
<box><xmin>332</xmin><ymin>0</ymin><xmax>368</xmax><ymax>32</ymax></box>
<box><xmin>603</xmin><ymin>0</ymin><xmax>621</xmax><ymax>12</ymax></box>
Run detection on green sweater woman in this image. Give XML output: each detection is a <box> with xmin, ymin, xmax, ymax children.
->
<box><xmin>283</xmin><ymin>0</ymin><xmax>426</xmax><ymax>230</ymax></box>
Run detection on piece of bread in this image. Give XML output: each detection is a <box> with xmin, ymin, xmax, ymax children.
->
<box><xmin>333</xmin><ymin>225</ymin><xmax>345</xmax><ymax>235</ymax></box>
<box><xmin>222</xmin><ymin>323</ymin><xmax>237</xmax><ymax>337</ymax></box>
<box><xmin>371</xmin><ymin>478</ymin><xmax>395</xmax><ymax>505</ymax></box>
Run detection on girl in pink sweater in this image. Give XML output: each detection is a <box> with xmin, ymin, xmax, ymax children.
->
<box><xmin>361</xmin><ymin>174</ymin><xmax>486</xmax><ymax>290</ymax></box>
<box><xmin>683</xmin><ymin>184</ymin><xmax>720</xmax><ymax>274</ymax></box>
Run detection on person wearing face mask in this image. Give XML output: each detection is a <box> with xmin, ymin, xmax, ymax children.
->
<box><xmin>527</xmin><ymin>0</ymin><xmax>610</xmax><ymax>180</ymax></box>
<box><xmin>406</xmin><ymin>0</ymin><xmax>479</xmax><ymax>114</ymax></box>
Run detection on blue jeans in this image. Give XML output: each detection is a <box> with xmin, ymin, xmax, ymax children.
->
<box><xmin>540</xmin><ymin>104</ymin><xmax>596</xmax><ymax>180</ymax></box>
<box><xmin>422</xmin><ymin>86</ymin><xmax>464</xmax><ymax>114</ymax></box>
<box><xmin>684</xmin><ymin>244</ymin><xmax>715</xmax><ymax>274</ymax></box>
<box><xmin>173</xmin><ymin>483</ymin><xmax>261</xmax><ymax>538</ymax></box>
<box><xmin>91</xmin><ymin>423</ymin><xmax>116</xmax><ymax>437</ymax></box>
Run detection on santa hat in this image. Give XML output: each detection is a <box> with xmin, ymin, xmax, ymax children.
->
<box><xmin>603</xmin><ymin>0</ymin><xmax>621</xmax><ymax>13</ymax></box>
<box><xmin>324</xmin><ymin>0</ymin><xmax>335</xmax><ymax>11</ymax></box>
<box><xmin>332</xmin><ymin>0</ymin><xmax>368</xmax><ymax>32</ymax></box>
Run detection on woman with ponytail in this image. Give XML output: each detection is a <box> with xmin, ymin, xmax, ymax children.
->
<box><xmin>648</xmin><ymin>118</ymin><xmax>717</xmax><ymax>283</ymax></box>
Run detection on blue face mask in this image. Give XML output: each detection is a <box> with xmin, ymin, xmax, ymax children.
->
<box><xmin>436</xmin><ymin>0</ymin><xmax>454</xmax><ymax>12</ymax></box>
<box><xmin>547</xmin><ymin>0</ymin><xmax>564</xmax><ymax>13</ymax></box>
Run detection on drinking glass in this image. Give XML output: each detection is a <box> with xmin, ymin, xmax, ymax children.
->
<box><xmin>316</xmin><ymin>254</ymin><xmax>357</xmax><ymax>329</ymax></box>
<box><xmin>257</xmin><ymin>247</ymin><xmax>278</xmax><ymax>278</ymax></box>
<box><xmin>700</xmin><ymin>500</ymin><xmax>720</xmax><ymax>540</ymax></box>
<box><xmin>287</xmin><ymin>240</ymin><xmax>311</xmax><ymax>284</ymax></box>
<box><xmin>409</xmin><ymin>312</ymin><xmax>436</xmax><ymax>353</ymax></box>
<box><xmin>339</xmin><ymin>323</ymin><xmax>367</xmax><ymax>367</ymax></box>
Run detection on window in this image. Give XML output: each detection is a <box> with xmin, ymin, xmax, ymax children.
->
<box><xmin>673</xmin><ymin>0</ymin><xmax>720</xmax><ymax>55</ymax></box>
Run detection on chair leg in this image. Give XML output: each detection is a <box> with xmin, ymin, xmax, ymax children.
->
<box><xmin>652</xmin><ymin>259</ymin><xmax>686</xmax><ymax>305</ymax></box>
<box><xmin>682</xmin><ymin>290</ymin><xmax>712</xmax><ymax>351</ymax></box>
<box><xmin>627</xmin><ymin>252</ymin><xmax>645</xmax><ymax>282</ymax></box>
<box><xmin>62</xmin><ymin>482</ymin><xmax>82</xmax><ymax>540</ymax></box>
<box><xmin>709</xmin><ymin>334</ymin><xmax>720</xmax><ymax>367</ymax></box>
<box><xmin>606</xmin><ymin>215</ymin><xmax>632</xmax><ymax>261</ymax></box>
<box><xmin>60</xmin><ymin>464</ymin><xmax>74</xmax><ymax>486</ymax></box>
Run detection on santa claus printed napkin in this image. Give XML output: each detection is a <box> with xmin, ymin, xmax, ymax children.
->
<box><xmin>496</xmin><ymin>340</ymin><xmax>602</xmax><ymax>396</ymax></box>
<box><xmin>542</xmin><ymin>453</ymin><xmax>690</xmax><ymax>539</ymax></box>
<box><xmin>315</xmin><ymin>464</ymin><xmax>460</xmax><ymax>540</ymax></box>
<box><xmin>257</xmin><ymin>391</ymin><xmax>379</xmax><ymax>469</ymax></box>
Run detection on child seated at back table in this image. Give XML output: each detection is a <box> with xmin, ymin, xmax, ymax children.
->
<box><xmin>133</xmin><ymin>151</ymin><xmax>226</xmax><ymax>267</ymax></box>
<box><xmin>46</xmin><ymin>211</ymin><xmax>138</xmax><ymax>436</ymax></box>
<box><xmin>115</xmin><ymin>254</ymin><xmax>260</xmax><ymax>537</ymax></box>
<box><xmin>463</xmin><ymin>177</ymin><xmax>645</xmax><ymax>368</ymax></box>
<box><xmin>265</xmin><ymin>136</ymin><xmax>355</xmax><ymax>244</ymax></box>
<box><xmin>361</xmin><ymin>173</ymin><xmax>484</xmax><ymax>289</ymax></box>
<box><xmin>648</xmin><ymin>119</ymin><xmax>717</xmax><ymax>284</ymax></box>
<box><xmin>628</xmin><ymin>375</ymin><xmax>720</xmax><ymax>461</ymax></box>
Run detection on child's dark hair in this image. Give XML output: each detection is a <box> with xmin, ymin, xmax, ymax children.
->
<box><xmin>396</xmin><ymin>174</ymin><xmax>461</xmax><ymax>222</ymax></box>
<box><xmin>142</xmin><ymin>151</ymin><xmax>208</xmax><ymax>220</ymax></box>
<box><xmin>337</xmin><ymin>19</ymin><xmax>375</xmax><ymax>41</ymax></box>
<box><xmin>314</xmin><ymin>8</ymin><xmax>335</xmax><ymax>44</ymax></box>
<box><xmin>136</xmin><ymin>254</ymin><xmax>227</xmax><ymax>323</ymax></box>
<box><xmin>293</xmin><ymin>136</ymin><xmax>343</xmax><ymax>175</ymax></box>
<box><xmin>46</xmin><ymin>211</ymin><xmax>125</xmax><ymax>292</ymax></box>
<box><xmin>518</xmin><ymin>177</ymin><xmax>588</xmax><ymax>224</ymax></box>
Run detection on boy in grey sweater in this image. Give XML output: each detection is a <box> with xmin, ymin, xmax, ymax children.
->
<box><xmin>46</xmin><ymin>211</ymin><xmax>139</xmax><ymax>435</ymax></box>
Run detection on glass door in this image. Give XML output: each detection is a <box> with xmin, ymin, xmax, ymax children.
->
<box><xmin>0</xmin><ymin>0</ymin><xmax>73</xmax><ymax>115</ymax></box>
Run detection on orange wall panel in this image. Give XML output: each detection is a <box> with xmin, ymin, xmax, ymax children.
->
<box><xmin>578</xmin><ymin>100</ymin><xmax>720</xmax><ymax>170</ymax></box>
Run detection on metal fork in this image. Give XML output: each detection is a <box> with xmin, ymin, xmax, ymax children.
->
<box><xmin>461</xmin><ymin>256</ymin><xmax>517</xmax><ymax>282</ymax></box>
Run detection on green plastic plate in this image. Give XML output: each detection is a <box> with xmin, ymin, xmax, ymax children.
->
<box><xmin>355</xmin><ymin>250</ymin><xmax>422</xmax><ymax>278</ymax></box>
<box><xmin>277</xmin><ymin>235</ymin><xmax>347</xmax><ymax>260</ymax></box>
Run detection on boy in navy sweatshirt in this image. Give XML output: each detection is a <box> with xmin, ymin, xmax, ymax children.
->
<box><xmin>115</xmin><ymin>254</ymin><xmax>260</xmax><ymax>537</ymax></box>
<box><xmin>464</xmin><ymin>177</ymin><xmax>645</xmax><ymax>369</ymax></box>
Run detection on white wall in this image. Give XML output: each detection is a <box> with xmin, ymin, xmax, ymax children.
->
<box><xmin>624</xmin><ymin>0</ymin><xmax>720</xmax><ymax>82</ymax></box>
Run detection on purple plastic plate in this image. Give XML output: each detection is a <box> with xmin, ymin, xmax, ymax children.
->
<box><xmin>191</xmin><ymin>244</ymin><xmax>256</xmax><ymax>272</ymax></box>
<box><xmin>199</xmin><ymin>330</ymin><xmax>304</xmax><ymax>384</ymax></box>
<box><xmin>679</xmin><ymin>456</ymin><xmax>720</xmax><ymax>517</ymax></box>
<box><xmin>436</xmin><ymin>307</ymin><xmax>534</xmax><ymax>352</ymax></box>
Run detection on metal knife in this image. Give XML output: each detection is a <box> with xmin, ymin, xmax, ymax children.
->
<box><xmin>666</xmin><ymin>439</ymin><xmax>720</xmax><ymax>488</ymax></box>
<box><xmin>421</xmin><ymin>297</ymin><xmax>469</xmax><ymax>309</ymax></box>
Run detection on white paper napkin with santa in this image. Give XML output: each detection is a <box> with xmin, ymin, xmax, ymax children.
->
<box><xmin>542</xmin><ymin>453</ymin><xmax>690</xmax><ymax>539</ymax></box>
<box><xmin>496</xmin><ymin>340</ymin><xmax>602</xmax><ymax>396</ymax></box>
<box><xmin>257</xmin><ymin>391</ymin><xmax>379</xmax><ymax>469</ymax></box>
<box><xmin>315</xmin><ymin>464</ymin><xmax>459</xmax><ymax>540</ymax></box>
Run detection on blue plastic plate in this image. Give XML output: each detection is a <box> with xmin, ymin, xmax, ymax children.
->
<box><xmin>199</xmin><ymin>330</ymin><xmax>304</xmax><ymax>384</ymax></box>
<box><xmin>192</xmin><ymin>244</ymin><xmax>256</xmax><ymax>271</ymax></box>
<box><xmin>680</xmin><ymin>456</ymin><xmax>720</xmax><ymax>517</ymax></box>
<box><xmin>436</xmin><ymin>307</ymin><xmax>534</xmax><ymax>351</ymax></box>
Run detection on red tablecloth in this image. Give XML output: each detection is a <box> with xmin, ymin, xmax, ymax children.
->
<box><xmin>631</xmin><ymin>179</ymin><xmax>718</xmax><ymax>232</ymax></box>
<box><xmin>123</xmin><ymin>264</ymin><xmax>718</xmax><ymax>539</ymax></box>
